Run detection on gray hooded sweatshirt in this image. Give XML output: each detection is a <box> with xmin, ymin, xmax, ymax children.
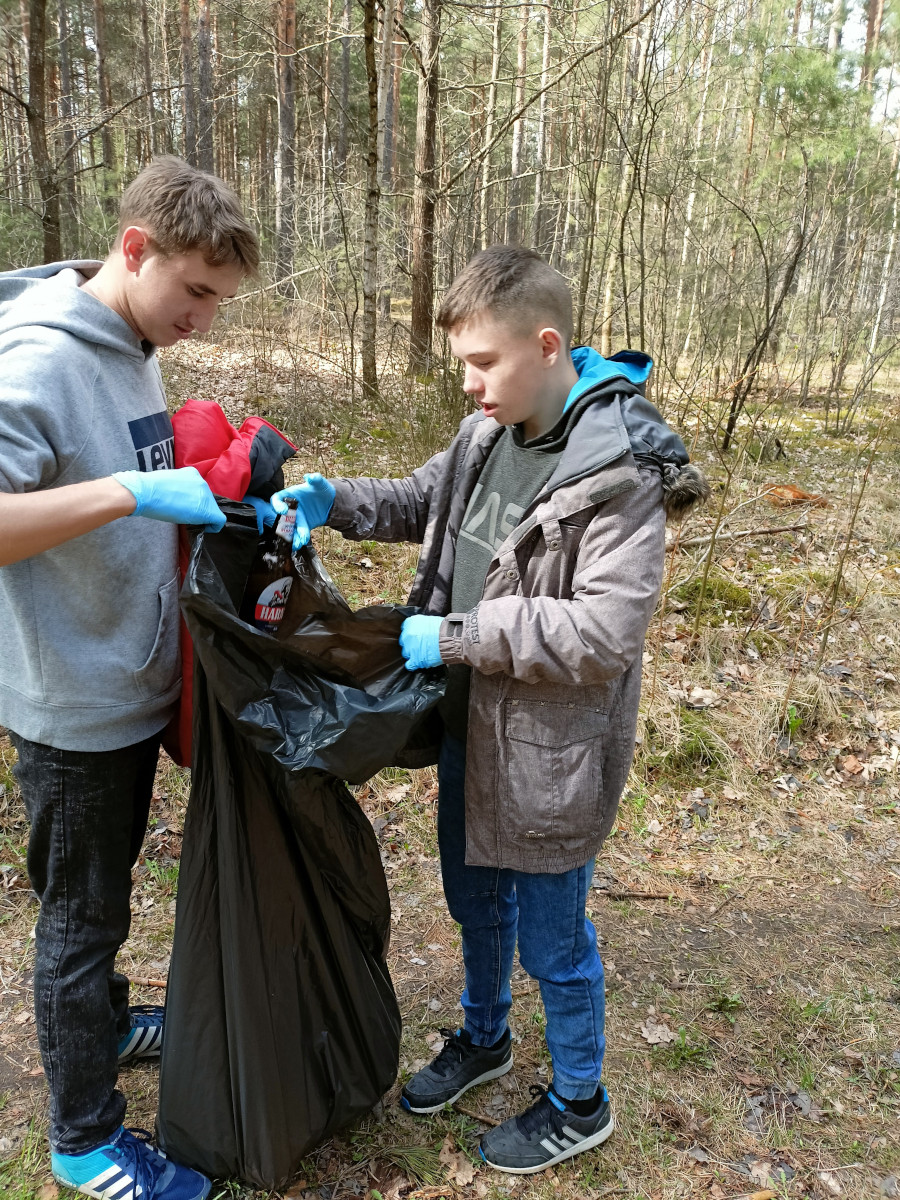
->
<box><xmin>0</xmin><ymin>261</ymin><xmax>180</xmax><ymax>750</ymax></box>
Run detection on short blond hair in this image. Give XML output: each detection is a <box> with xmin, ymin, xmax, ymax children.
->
<box><xmin>117</xmin><ymin>156</ymin><xmax>260</xmax><ymax>278</ymax></box>
<box><xmin>436</xmin><ymin>245</ymin><xmax>573</xmax><ymax>344</ymax></box>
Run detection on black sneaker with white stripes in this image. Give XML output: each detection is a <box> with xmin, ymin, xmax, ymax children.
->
<box><xmin>117</xmin><ymin>1004</ymin><xmax>165</xmax><ymax>1064</ymax></box>
<box><xmin>479</xmin><ymin>1084</ymin><xmax>613</xmax><ymax>1174</ymax></box>
<box><xmin>400</xmin><ymin>1028</ymin><xmax>513</xmax><ymax>1115</ymax></box>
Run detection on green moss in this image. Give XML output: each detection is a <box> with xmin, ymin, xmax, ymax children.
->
<box><xmin>672</xmin><ymin>569</ymin><xmax>753</xmax><ymax>627</ymax></box>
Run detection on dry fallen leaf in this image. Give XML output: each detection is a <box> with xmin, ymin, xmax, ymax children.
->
<box><xmin>841</xmin><ymin>754</ymin><xmax>864</xmax><ymax>775</ymax></box>
<box><xmin>817</xmin><ymin>1171</ymin><xmax>842</xmax><ymax>1195</ymax></box>
<box><xmin>640</xmin><ymin>1018</ymin><xmax>677</xmax><ymax>1045</ymax></box>
<box><xmin>748</xmin><ymin>1158</ymin><xmax>775</xmax><ymax>1186</ymax></box>
<box><xmin>688</xmin><ymin>686</ymin><xmax>720</xmax><ymax>708</ymax></box>
<box><xmin>37</xmin><ymin>1186</ymin><xmax>59</xmax><ymax>1200</ymax></box>
<box><xmin>439</xmin><ymin>1134</ymin><xmax>477</xmax><ymax>1187</ymax></box>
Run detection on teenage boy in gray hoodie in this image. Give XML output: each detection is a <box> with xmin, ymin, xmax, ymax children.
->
<box><xmin>273</xmin><ymin>246</ymin><xmax>707</xmax><ymax>1175</ymax></box>
<box><xmin>0</xmin><ymin>157</ymin><xmax>259</xmax><ymax>1200</ymax></box>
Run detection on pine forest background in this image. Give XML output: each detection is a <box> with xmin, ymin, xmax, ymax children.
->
<box><xmin>1</xmin><ymin>0</ymin><xmax>899</xmax><ymax>440</ymax></box>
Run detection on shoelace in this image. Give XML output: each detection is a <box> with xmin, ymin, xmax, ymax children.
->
<box><xmin>516</xmin><ymin>1085</ymin><xmax>565</xmax><ymax>1137</ymax></box>
<box><xmin>430</xmin><ymin>1028</ymin><xmax>469</xmax><ymax>1078</ymax></box>
<box><xmin>110</xmin><ymin>1129</ymin><xmax>167</xmax><ymax>1196</ymax></box>
<box><xmin>128</xmin><ymin>1004</ymin><xmax>165</xmax><ymax>1028</ymax></box>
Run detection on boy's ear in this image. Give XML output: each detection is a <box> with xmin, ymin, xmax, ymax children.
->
<box><xmin>120</xmin><ymin>226</ymin><xmax>153</xmax><ymax>274</ymax></box>
<box><xmin>537</xmin><ymin>326</ymin><xmax>565</xmax><ymax>365</ymax></box>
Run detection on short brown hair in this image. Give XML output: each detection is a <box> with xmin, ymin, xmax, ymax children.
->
<box><xmin>117</xmin><ymin>156</ymin><xmax>260</xmax><ymax>277</ymax></box>
<box><xmin>436</xmin><ymin>245</ymin><xmax>573</xmax><ymax>344</ymax></box>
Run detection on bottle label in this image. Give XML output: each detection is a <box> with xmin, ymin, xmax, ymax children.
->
<box><xmin>254</xmin><ymin>577</ymin><xmax>292</xmax><ymax>631</ymax></box>
<box><xmin>275</xmin><ymin>508</ymin><xmax>297</xmax><ymax>544</ymax></box>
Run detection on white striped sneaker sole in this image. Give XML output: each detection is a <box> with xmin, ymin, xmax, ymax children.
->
<box><xmin>483</xmin><ymin>1109</ymin><xmax>615</xmax><ymax>1174</ymax></box>
<box><xmin>117</xmin><ymin>1025</ymin><xmax>163</xmax><ymax>1062</ymax></box>
<box><xmin>402</xmin><ymin>1055</ymin><xmax>513</xmax><ymax>1114</ymax></box>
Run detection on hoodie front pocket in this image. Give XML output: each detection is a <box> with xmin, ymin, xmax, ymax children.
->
<box><xmin>503</xmin><ymin>700</ymin><xmax>607</xmax><ymax>842</ymax></box>
<box><xmin>134</xmin><ymin>576</ymin><xmax>180</xmax><ymax>700</ymax></box>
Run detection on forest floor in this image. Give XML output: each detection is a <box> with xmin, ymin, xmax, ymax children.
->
<box><xmin>0</xmin><ymin>326</ymin><xmax>899</xmax><ymax>1200</ymax></box>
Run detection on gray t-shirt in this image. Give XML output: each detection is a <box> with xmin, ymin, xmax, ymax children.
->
<box><xmin>440</xmin><ymin>428</ymin><xmax>563</xmax><ymax>740</ymax></box>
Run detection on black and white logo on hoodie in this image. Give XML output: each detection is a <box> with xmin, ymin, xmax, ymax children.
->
<box><xmin>128</xmin><ymin>411</ymin><xmax>175</xmax><ymax>472</ymax></box>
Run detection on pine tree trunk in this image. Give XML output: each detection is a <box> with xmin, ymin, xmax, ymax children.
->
<box><xmin>93</xmin><ymin>0</ymin><xmax>116</xmax><ymax>193</ymax></box>
<box><xmin>274</xmin><ymin>0</ymin><xmax>296</xmax><ymax>292</ymax></box>
<box><xmin>361</xmin><ymin>0</ymin><xmax>380</xmax><ymax>399</ymax></box>
<box><xmin>479</xmin><ymin>7</ymin><xmax>502</xmax><ymax>249</ymax></box>
<box><xmin>27</xmin><ymin>0</ymin><xmax>61</xmax><ymax>259</ymax></box>
<box><xmin>197</xmin><ymin>0</ymin><xmax>215</xmax><ymax>171</ymax></box>
<box><xmin>180</xmin><ymin>0</ymin><xmax>198</xmax><ymax>164</ymax></box>
<box><xmin>56</xmin><ymin>0</ymin><xmax>77</xmax><ymax>239</ymax></box>
<box><xmin>407</xmin><ymin>0</ymin><xmax>440</xmax><ymax>373</ymax></box>
<box><xmin>532</xmin><ymin>1</ymin><xmax>552</xmax><ymax>254</ymax></box>
<box><xmin>507</xmin><ymin>2</ymin><xmax>530</xmax><ymax>245</ymax></box>
<box><xmin>140</xmin><ymin>0</ymin><xmax>158</xmax><ymax>156</ymax></box>
<box><xmin>25</xmin><ymin>0</ymin><xmax>60</xmax><ymax>258</ymax></box>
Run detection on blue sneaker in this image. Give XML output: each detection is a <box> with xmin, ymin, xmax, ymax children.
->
<box><xmin>52</xmin><ymin>1127</ymin><xmax>210</xmax><ymax>1200</ymax></box>
<box><xmin>118</xmin><ymin>1004</ymin><xmax>165</xmax><ymax>1064</ymax></box>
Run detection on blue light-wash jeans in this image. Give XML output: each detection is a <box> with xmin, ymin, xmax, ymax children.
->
<box><xmin>10</xmin><ymin>731</ymin><xmax>160</xmax><ymax>1154</ymax></box>
<box><xmin>437</xmin><ymin>735</ymin><xmax>606</xmax><ymax>1101</ymax></box>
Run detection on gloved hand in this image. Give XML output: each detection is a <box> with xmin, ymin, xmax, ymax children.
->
<box><xmin>245</xmin><ymin>495</ymin><xmax>276</xmax><ymax>534</ymax></box>
<box><xmin>113</xmin><ymin>467</ymin><xmax>226</xmax><ymax>532</ymax></box>
<box><xmin>399</xmin><ymin>614</ymin><xmax>444</xmax><ymax>671</ymax></box>
<box><xmin>271</xmin><ymin>473</ymin><xmax>336</xmax><ymax>550</ymax></box>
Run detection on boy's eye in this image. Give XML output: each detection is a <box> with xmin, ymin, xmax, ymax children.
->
<box><xmin>188</xmin><ymin>287</ymin><xmax>204</xmax><ymax>298</ymax></box>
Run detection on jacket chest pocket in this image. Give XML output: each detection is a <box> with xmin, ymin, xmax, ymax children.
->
<box><xmin>502</xmin><ymin>700</ymin><xmax>607</xmax><ymax>842</ymax></box>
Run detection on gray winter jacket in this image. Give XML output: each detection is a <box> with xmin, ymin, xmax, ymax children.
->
<box><xmin>329</xmin><ymin>384</ymin><xmax>697</xmax><ymax>871</ymax></box>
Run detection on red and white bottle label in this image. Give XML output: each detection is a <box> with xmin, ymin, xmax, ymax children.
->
<box><xmin>254</xmin><ymin>577</ymin><xmax>292</xmax><ymax>630</ymax></box>
<box><xmin>275</xmin><ymin>508</ymin><xmax>297</xmax><ymax>544</ymax></box>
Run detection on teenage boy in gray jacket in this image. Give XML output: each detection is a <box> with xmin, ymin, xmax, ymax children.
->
<box><xmin>274</xmin><ymin>246</ymin><xmax>707</xmax><ymax>1174</ymax></box>
<box><xmin>0</xmin><ymin>157</ymin><xmax>259</xmax><ymax>1200</ymax></box>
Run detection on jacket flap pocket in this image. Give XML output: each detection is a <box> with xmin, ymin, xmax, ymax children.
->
<box><xmin>505</xmin><ymin>700</ymin><xmax>607</xmax><ymax>747</ymax></box>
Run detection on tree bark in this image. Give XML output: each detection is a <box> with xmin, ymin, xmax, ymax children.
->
<box><xmin>479</xmin><ymin>7</ymin><xmax>502</xmax><ymax>250</ymax></box>
<box><xmin>407</xmin><ymin>0</ymin><xmax>440</xmax><ymax>373</ymax></box>
<box><xmin>93</xmin><ymin>0</ymin><xmax>116</xmax><ymax>190</ymax></box>
<box><xmin>532</xmin><ymin>1</ymin><xmax>553</xmax><ymax>253</ymax></box>
<box><xmin>26</xmin><ymin>0</ymin><xmax>61</xmax><ymax>259</ymax></box>
<box><xmin>140</xmin><ymin>0</ymin><xmax>158</xmax><ymax>156</ymax></box>
<box><xmin>274</xmin><ymin>0</ymin><xmax>297</xmax><ymax>292</ymax></box>
<box><xmin>361</xmin><ymin>0</ymin><xmax>380</xmax><ymax>398</ymax></box>
<box><xmin>507</xmin><ymin>2</ymin><xmax>530</xmax><ymax>245</ymax></box>
<box><xmin>197</xmin><ymin>0</ymin><xmax>215</xmax><ymax>171</ymax></box>
<box><xmin>180</xmin><ymin>0</ymin><xmax>198</xmax><ymax>164</ymax></box>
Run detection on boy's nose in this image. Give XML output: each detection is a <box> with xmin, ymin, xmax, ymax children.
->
<box><xmin>462</xmin><ymin>366</ymin><xmax>481</xmax><ymax>394</ymax></box>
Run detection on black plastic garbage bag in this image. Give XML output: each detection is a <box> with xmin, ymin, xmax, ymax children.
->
<box><xmin>156</xmin><ymin>503</ymin><xmax>445</xmax><ymax>1187</ymax></box>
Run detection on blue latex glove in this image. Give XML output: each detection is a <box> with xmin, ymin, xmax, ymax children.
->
<box><xmin>399</xmin><ymin>614</ymin><xmax>444</xmax><ymax>671</ymax></box>
<box><xmin>113</xmin><ymin>467</ymin><xmax>226</xmax><ymax>532</ymax></box>
<box><xmin>271</xmin><ymin>473</ymin><xmax>336</xmax><ymax>550</ymax></box>
<box><xmin>245</xmin><ymin>495</ymin><xmax>276</xmax><ymax>533</ymax></box>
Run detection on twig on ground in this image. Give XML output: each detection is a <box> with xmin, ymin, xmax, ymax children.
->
<box><xmin>667</xmin><ymin>522</ymin><xmax>807</xmax><ymax>551</ymax></box>
<box><xmin>131</xmin><ymin>976</ymin><xmax>167</xmax><ymax>988</ymax></box>
<box><xmin>452</xmin><ymin>1102</ymin><xmax>502</xmax><ymax>1126</ymax></box>
<box><xmin>596</xmin><ymin>890</ymin><xmax>679</xmax><ymax>900</ymax></box>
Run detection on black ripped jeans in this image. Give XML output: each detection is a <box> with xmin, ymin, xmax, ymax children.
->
<box><xmin>10</xmin><ymin>731</ymin><xmax>159</xmax><ymax>1154</ymax></box>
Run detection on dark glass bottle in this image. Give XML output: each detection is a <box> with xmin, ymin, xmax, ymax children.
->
<box><xmin>239</xmin><ymin>500</ymin><xmax>298</xmax><ymax>633</ymax></box>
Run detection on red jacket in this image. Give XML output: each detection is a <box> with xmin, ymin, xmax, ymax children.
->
<box><xmin>165</xmin><ymin>399</ymin><xmax>296</xmax><ymax>765</ymax></box>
